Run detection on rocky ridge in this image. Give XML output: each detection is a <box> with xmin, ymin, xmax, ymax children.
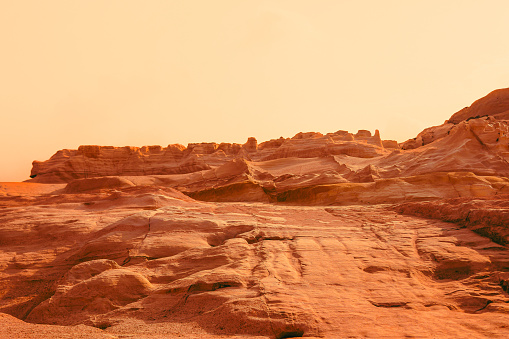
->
<box><xmin>1</xmin><ymin>88</ymin><xmax>509</xmax><ymax>338</ymax></box>
<box><xmin>27</xmin><ymin>89</ymin><xmax>509</xmax><ymax>205</ymax></box>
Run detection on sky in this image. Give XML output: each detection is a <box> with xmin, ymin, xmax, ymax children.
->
<box><xmin>1</xmin><ymin>0</ymin><xmax>509</xmax><ymax>182</ymax></box>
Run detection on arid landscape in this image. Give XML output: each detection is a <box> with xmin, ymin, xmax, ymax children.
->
<box><xmin>0</xmin><ymin>88</ymin><xmax>509</xmax><ymax>338</ymax></box>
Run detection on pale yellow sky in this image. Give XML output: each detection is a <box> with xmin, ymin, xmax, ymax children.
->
<box><xmin>1</xmin><ymin>0</ymin><xmax>509</xmax><ymax>181</ymax></box>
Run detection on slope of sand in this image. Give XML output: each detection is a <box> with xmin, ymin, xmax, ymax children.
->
<box><xmin>0</xmin><ymin>182</ymin><xmax>65</xmax><ymax>196</ymax></box>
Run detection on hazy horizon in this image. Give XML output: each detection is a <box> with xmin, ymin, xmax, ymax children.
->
<box><xmin>2</xmin><ymin>1</ymin><xmax>509</xmax><ymax>182</ymax></box>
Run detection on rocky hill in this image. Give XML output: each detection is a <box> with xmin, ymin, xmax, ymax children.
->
<box><xmin>28</xmin><ymin>88</ymin><xmax>509</xmax><ymax>205</ymax></box>
<box><xmin>1</xmin><ymin>88</ymin><xmax>509</xmax><ymax>338</ymax></box>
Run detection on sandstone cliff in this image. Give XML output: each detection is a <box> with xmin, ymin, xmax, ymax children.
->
<box><xmin>27</xmin><ymin>89</ymin><xmax>509</xmax><ymax>205</ymax></box>
<box><xmin>2</xmin><ymin>88</ymin><xmax>509</xmax><ymax>338</ymax></box>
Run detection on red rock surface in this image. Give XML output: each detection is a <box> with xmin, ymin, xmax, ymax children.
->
<box><xmin>2</xmin><ymin>88</ymin><xmax>509</xmax><ymax>338</ymax></box>
<box><xmin>27</xmin><ymin>116</ymin><xmax>509</xmax><ymax>206</ymax></box>
<box><xmin>448</xmin><ymin>87</ymin><xmax>509</xmax><ymax>124</ymax></box>
<box><xmin>27</xmin><ymin>88</ymin><xmax>509</xmax><ymax>207</ymax></box>
<box><xmin>25</xmin><ymin>117</ymin><xmax>509</xmax><ymax>205</ymax></box>
<box><xmin>402</xmin><ymin>87</ymin><xmax>509</xmax><ymax>149</ymax></box>
<box><xmin>1</xmin><ymin>186</ymin><xmax>509</xmax><ymax>338</ymax></box>
<box><xmin>396</xmin><ymin>195</ymin><xmax>509</xmax><ymax>246</ymax></box>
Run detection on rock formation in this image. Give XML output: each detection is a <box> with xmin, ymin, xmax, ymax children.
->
<box><xmin>2</xmin><ymin>185</ymin><xmax>509</xmax><ymax>338</ymax></box>
<box><xmin>1</xmin><ymin>88</ymin><xmax>509</xmax><ymax>338</ymax></box>
<box><xmin>448</xmin><ymin>87</ymin><xmax>509</xmax><ymax>124</ymax></box>
<box><xmin>28</xmin><ymin>92</ymin><xmax>509</xmax><ymax>205</ymax></box>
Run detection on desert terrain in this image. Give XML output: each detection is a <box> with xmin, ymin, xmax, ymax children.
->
<box><xmin>1</xmin><ymin>88</ymin><xmax>509</xmax><ymax>338</ymax></box>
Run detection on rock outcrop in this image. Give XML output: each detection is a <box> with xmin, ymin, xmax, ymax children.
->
<box><xmin>395</xmin><ymin>195</ymin><xmax>509</xmax><ymax>245</ymax></box>
<box><xmin>2</xmin><ymin>88</ymin><xmax>509</xmax><ymax>338</ymax></box>
<box><xmin>26</xmin><ymin>88</ymin><xmax>509</xmax><ymax>206</ymax></box>
<box><xmin>448</xmin><ymin>87</ymin><xmax>509</xmax><ymax>124</ymax></box>
<box><xmin>402</xmin><ymin>87</ymin><xmax>509</xmax><ymax>149</ymax></box>
<box><xmin>29</xmin><ymin>131</ymin><xmax>392</xmax><ymax>184</ymax></box>
<box><xmin>1</xmin><ymin>185</ymin><xmax>509</xmax><ymax>338</ymax></box>
<box><xmin>27</xmin><ymin>118</ymin><xmax>509</xmax><ymax>205</ymax></box>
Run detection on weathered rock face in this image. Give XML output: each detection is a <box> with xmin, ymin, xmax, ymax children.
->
<box><xmin>448</xmin><ymin>87</ymin><xmax>509</xmax><ymax>124</ymax></box>
<box><xmin>1</xmin><ymin>186</ymin><xmax>509</xmax><ymax>338</ymax></box>
<box><xmin>27</xmin><ymin>88</ymin><xmax>509</xmax><ymax>206</ymax></box>
<box><xmin>28</xmin><ymin>131</ymin><xmax>391</xmax><ymax>184</ymax></box>
<box><xmin>402</xmin><ymin>87</ymin><xmax>509</xmax><ymax>149</ymax></box>
<box><xmin>29</xmin><ymin>144</ymin><xmax>211</xmax><ymax>183</ymax></box>
<box><xmin>396</xmin><ymin>195</ymin><xmax>509</xmax><ymax>246</ymax></box>
<box><xmin>27</xmin><ymin>116</ymin><xmax>509</xmax><ymax>205</ymax></box>
<box><xmin>2</xmin><ymin>88</ymin><xmax>509</xmax><ymax>338</ymax></box>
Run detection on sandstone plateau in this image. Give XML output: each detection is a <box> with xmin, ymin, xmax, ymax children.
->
<box><xmin>1</xmin><ymin>88</ymin><xmax>509</xmax><ymax>338</ymax></box>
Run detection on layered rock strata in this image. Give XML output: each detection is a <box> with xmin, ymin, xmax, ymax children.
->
<box><xmin>27</xmin><ymin>88</ymin><xmax>509</xmax><ymax>205</ymax></box>
<box><xmin>1</xmin><ymin>187</ymin><xmax>509</xmax><ymax>338</ymax></box>
<box><xmin>2</xmin><ymin>87</ymin><xmax>509</xmax><ymax>338</ymax></box>
<box><xmin>27</xmin><ymin>118</ymin><xmax>509</xmax><ymax>205</ymax></box>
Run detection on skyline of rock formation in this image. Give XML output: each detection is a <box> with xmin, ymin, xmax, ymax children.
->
<box><xmin>1</xmin><ymin>87</ymin><xmax>509</xmax><ymax>338</ymax></box>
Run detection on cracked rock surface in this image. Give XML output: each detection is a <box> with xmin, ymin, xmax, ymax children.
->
<box><xmin>1</xmin><ymin>186</ymin><xmax>509</xmax><ymax>338</ymax></box>
<box><xmin>2</xmin><ymin>88</ymin><xmax>509</xmax><ymax>338</ymax></box>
